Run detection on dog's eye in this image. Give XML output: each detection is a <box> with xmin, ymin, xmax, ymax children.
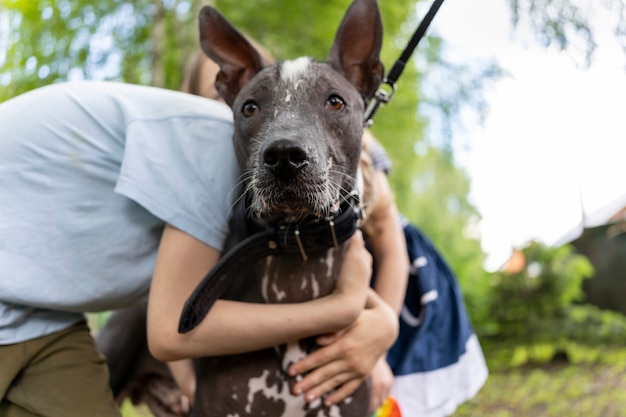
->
<box><xmin>242</xmin><ymin>101</ymin><xmax>260</xmax><ymax>117</ymax></box>
<box><xmin>325</xmin><ymin>95</ymin><xmax>345</xmax><ymax>111</ymax></box>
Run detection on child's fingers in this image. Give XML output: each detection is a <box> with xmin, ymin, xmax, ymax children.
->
<box><xmin>315</xmin><ymin>334</ymin><xmax>335</xmax><ymax>345</ymax></box>
<box><xmin>316</xmin><ymin>330</ymin><xmax>343</xmax><ymax>346</ymax></box>
<box><xmin>322</xmin><ymin>378</ymin><xmax>367</xmax><ymax>407</ymax></box>
<box><xmin>291</xmin><ymin>354</ymin><xmax>343</xmax><ymax>394</ymax></box>
<box><xmin>300</xmin><ymin>370</ymin><xmax>354</xmax><ymax>403</ymax></box>
<box><xmin>289</xmin><ymin>339</ymin><xmax>339</xmax><ymax>377</ymax></box>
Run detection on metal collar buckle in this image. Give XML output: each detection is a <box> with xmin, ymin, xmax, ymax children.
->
<box><xmin>292</xmin><ymin>190</ymin><xmax>363</xmax><ymax>261</ymax></box>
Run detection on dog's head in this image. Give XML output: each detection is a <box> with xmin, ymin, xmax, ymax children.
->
<box><xmin>199</xmin><ymin>0</ymin><xmax>384</xmax><ymax>222</ymax></box>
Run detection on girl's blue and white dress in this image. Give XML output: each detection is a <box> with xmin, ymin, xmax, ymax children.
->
<box><xmin>367</xmin><ymin>139</ymin><xmax>488</xmax><ymax>416</ymax></box>
<box><xmin>385</xmin><ymin>219</ymin><xmax>488</xmax><ymax>416</ymax></box>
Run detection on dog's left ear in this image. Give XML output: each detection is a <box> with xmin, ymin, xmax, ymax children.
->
<box><xmin>327</xmin><ymin>0</ymin><xmax>384</xmax><ymax>101</ymax></box>
<box><xmin>198</xmin><ymin>6</ymin><xmax>265</xmax><ymax>106</ymax></box>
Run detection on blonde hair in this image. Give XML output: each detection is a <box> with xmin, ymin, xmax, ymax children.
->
<box><xmin>180</xmin><ymin>51</ymin><xmax>222</xmax><ymax>99</ymax></box>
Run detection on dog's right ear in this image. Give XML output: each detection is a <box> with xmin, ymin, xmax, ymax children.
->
<box><xmin>327</xmin><ymin>0</ymin><xmax>384</xmax><ymax>102</ymax></box>
<box><xmin>198</xmin><ymin>7</ymin><xmax>265</xmax><ymax>107</ymax></box>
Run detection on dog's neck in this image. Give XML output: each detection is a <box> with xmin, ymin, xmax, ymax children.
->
<box><xmin>246</xmin><ymin>189</ymin><xmax>363</xmax><ymax>259</ymax></box>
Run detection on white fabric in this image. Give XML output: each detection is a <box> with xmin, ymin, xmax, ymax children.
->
<box><xmin>0</xmin><ymin>81</ymin><xmax>239</xmax><ymax>344</ymax></box>
<box><xmin>390</xmin><ymin>334</ymin><xmax>488</xmax><ymax>417</ymax></box>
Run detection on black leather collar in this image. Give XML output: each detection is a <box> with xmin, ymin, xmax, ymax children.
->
<box><xmin>178</xmin><ymin>192</ymin><xmax>363</xmax><ymax>334</ymax></box>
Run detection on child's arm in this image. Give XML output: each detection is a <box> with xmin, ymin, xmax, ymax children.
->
<box><xmin>147</xmin><ymin>225</ymin><xmax>373</xmax><ymax>361</ymax></box>
<box><xmin>361</xmin><ymin>168</ymin><xmax>409</xmax><ymax>412</ymax></box>
<box><xmin>366</xmin><ymin>170</ymin><xmax>410</xmax><ymax>314</ymax></box>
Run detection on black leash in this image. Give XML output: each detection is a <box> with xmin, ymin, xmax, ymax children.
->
<box><xmin>364</xmin><ymin>0</ymin><xmax>446</xmax><ymax>126</ymax></box>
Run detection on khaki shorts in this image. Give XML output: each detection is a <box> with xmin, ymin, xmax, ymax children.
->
<box><xmin>0</xmin><ymin>321</ymin><xmax>121</xmax><ymax>417</ymax></box>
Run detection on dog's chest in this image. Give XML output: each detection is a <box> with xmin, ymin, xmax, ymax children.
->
<box><xmin>260</xmin><ymin>247</ymin><xmax>342</xmax><ymax>304</ymax></box>
<box><xmin>196</xmin><ymin>339</ymin><xmax>363</xmax><ymax>417</ymax></box>
<box><xmin>242</xmin><ymin>340</ymin><xmax>347</xmax><ymax>416</ymax></box>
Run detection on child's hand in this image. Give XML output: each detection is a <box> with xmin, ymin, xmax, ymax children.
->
<box><xmin>288</xmin><ymin>290</ymin><xmax>398</xmax><ymax>406</ymax></box>
<box><xmin>369</xmin><ymin>356</ymin><xmax>394</xmax><ymax>414</ymax></box>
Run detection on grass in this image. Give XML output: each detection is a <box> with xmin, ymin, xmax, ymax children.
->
<box><xmin>120</xmin><ymin>401</ymin><xmax>152</xmax><ymax>417</ymax></box>
<box><xmin>454</xmin><ymin>360</ymin><xmax>626</xmax><ymax>417</ymax></box>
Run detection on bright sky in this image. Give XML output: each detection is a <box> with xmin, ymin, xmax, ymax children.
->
<box><xmin>432</xmin><ymin>0</ymin><xmax>626</xmax><ymax>270</ymax></box>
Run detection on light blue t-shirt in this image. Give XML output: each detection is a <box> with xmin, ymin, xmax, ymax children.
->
<box><xmin>0</xmin><ymin>81</ymin><xmax>239</xmax><ymax>344</ymax></box>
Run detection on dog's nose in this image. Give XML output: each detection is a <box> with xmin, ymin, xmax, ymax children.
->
<box><xmin>262</xmin><ymin>139</ymin><xmax>309</xmax><ymax>180</ymax></box>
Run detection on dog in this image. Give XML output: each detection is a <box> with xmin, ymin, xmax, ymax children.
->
<box><xmin>189</xmin><ymin>1</ymin><xmax>383</xmax><ymax>415</ymax></box>
<box><xmin>98</xmin><ymin>1</ymin><xmax>384</xmax><ymax>416</ymax></box>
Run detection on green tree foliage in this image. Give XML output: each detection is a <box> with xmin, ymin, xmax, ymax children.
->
<box><xmin>480</xmin><ymin>241</ymin><xmax>626</xmax><ymax>369</ymax></box>
<box><xmin>490</xmin><ymin>242</ymin><xmax>594</xmax><ymax>337</ymax></box>
<box><xmin>0</xmin><ymin>0</ymin><xmax>204</xmax><ymax>101</ymax></box>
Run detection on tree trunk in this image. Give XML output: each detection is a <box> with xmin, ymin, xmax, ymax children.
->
<box><xmin>151</xmin><ymin>0</ymin><xmax>165</xmax><ymax>87</ymax></box>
